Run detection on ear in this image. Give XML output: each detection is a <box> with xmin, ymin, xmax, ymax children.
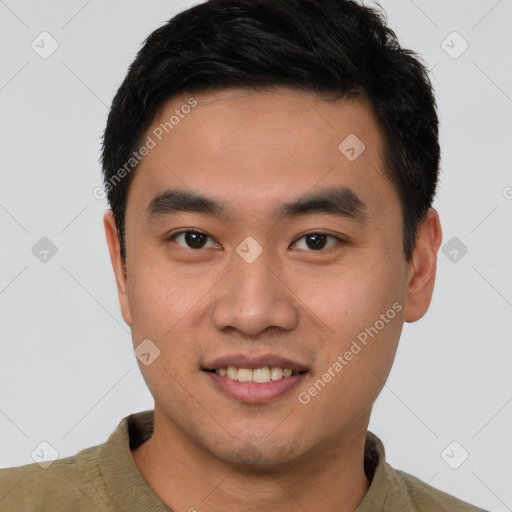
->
<box><xmin>103</xmin><ymin>210</ymin><xmax>132</xmax><ymax>327</ymax></box>
<box><xmin>403</xmin><ymin>209</ymin><xmax>443</xmax><ymax>323</ymax></box>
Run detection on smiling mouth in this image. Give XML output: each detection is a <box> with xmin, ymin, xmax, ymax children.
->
<box><xmin>204</xmin><ymin>366</ymin><xmax>308</xmax><ymax>384</ymax></box>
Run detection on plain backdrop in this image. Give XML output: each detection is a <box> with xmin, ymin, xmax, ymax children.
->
<box><xmin>1</xmin><ymin>1</ymin><xmax>511</xmax><ymax>510</ymax></box>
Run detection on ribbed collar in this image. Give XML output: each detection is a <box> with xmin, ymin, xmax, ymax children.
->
<box><xmin>95</xmin><ymin>410</ymin><xmax>170</xmax><ymax>511</ymax></box>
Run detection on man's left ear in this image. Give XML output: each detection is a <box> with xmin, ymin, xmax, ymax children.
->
<box><xmin>404</xmin><ymin>208</ymin><xmax>443</xmax><ymax>323</ymax></box>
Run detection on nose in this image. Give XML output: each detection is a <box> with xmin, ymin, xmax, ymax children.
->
<box><xmin>211</xmin><ymin>248</ymin><xmax>299</xmax><ymax>337</ymax></box>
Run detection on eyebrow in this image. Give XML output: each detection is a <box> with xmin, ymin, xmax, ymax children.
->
<box><xmin>277</xmin><ymin>187</ymin><xmax>368</xmax><ymax>222</ymax></box>
<box><xmin>146</xmin><ymin>187</ymin><xmax>368</xmax><ymax>222</ymax></box>
<box><xmin>147</xmin><ymin>189</ymin><xmax>228</xmax><ymax>219</ymax></box>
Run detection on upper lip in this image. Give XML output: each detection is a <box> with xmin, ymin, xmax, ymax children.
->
<box><xmin>203</xmin><ymin>354</ymin><xmax>310</xmax><ymax>373</ymax></box>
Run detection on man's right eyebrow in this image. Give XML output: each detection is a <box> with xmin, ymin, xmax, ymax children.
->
<box><xmin>146</xmin><ymin>189</ymin><xmax>228</xmax><ymax>220</ymax></box>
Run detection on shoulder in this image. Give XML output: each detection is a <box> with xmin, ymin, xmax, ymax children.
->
<box><xmin>361</xmin><ymin>432</ymin><xmax>489</xmax><ymax>512</ymax></box>
<box><xmin>0</xmin><ymin>412</ymin><xmax>153</xmax><ymax>512</ymax></box>
<box><xmin>396</xmin><ymin>469</ymin><xmax>489</xmax><ymax>512</ymax></box>
<box><xmin>0</xmin><ymin>445</ymin><xmax>108</xmax><ymax>512</ymax></box>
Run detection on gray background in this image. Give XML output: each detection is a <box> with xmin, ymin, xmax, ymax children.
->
<box><xmin>1</xmin><ymin>1</ymin><xmax>511</xmax><ymax>510</ymax></box>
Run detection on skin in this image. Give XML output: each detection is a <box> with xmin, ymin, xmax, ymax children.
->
<box><xmin>104</xmin><ymin>88</ymin><xmax>442</xmax><ymax>512</ymax></box>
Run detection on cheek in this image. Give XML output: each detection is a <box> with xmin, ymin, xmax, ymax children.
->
<box><xmin>126</xmin><ymin>264</ymin><xmax>199</xmax><ymax>343</ymax></box>
<box><xmin>298</xmin><ymin>256</ymin><xmax>405</xmax><ymax>342</ymax></box>
<box><xmin>296</xmin><ymin>312</ymin><xmax>403</xmax><ymax>437</ymax></box>
<box><xmin>126</xmin><ymin>269</ymin><xmax>205</xmax><ymax>396</ymax></box>
<box><xmin>125</xmin><ymin>259</ymin><xmax>225</xmax><ymax>378</ymax></box>
<box><xmin>294</xmin><ymin>254</ymin><xmax>405</xmax><ymax>401</ymax></box>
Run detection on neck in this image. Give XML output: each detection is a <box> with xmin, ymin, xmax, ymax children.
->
<box><xmin>132</xmin><ymin>408</ymin><xmax>371</xmax><ymax>512</ymax></box>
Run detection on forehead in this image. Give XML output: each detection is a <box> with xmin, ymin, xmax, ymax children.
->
<box><xmin>128</xmin><ymin>87</ymin><xmax>396</xmax><ymax>222</ymax></box>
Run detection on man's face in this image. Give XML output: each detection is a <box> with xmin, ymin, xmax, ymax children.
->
<box><xmin>107</xmin><ymin>88</ymin><xmax>425</xmax><ymax>467</ymax></box>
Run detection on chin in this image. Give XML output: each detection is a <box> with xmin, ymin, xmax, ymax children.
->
<box><xmin>208</xmin><ymin>436</ymin><xmax>304</xmax><ymax>471</ymax></box>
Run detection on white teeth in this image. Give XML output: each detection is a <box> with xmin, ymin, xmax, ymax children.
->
<box><xmin>270</xmin><ymin>367</ymin><xmax>283</xmax><ymax>380</ymax></box>
<box><xmin>214</xmin><ymin>365</ymin><xmax>301</xmax><ymax>383</ymax></box>
<box><xmin>237</xmin><ymin>368</ymin><xmax>253</xmax><ymax>382</ymax></box>
<box><xmin>252</xmin><ymin>367</ymin><xmax>270</xmax><ymax>383</ymax></box>
<box><xmin>226</xmin><ymin>366</ymin><xmax>238</xmax><ymax>380</ymax></box>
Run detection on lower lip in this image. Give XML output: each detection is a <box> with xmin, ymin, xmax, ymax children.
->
<box><xmin>203</xmin><ymin>371</ymin><xmax>306</xmax><ymax>404</ymax></box>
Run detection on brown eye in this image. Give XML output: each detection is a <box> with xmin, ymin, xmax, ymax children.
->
<box><xmin>305</xmin><ymin>234</ymin><xmax>327</xmax><ymax>250</ymax></box>
<box><xmin>292</xmin><ymin>233</ymin><xmax>339</xmax><ymax>251</ymax></box>
<box><xmin>171</xmin><ymin>231</ymin><xmax>217</xmax><ymax>249</ymax></box>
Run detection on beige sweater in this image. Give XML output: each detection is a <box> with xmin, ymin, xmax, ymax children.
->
<box><xmin>0</xmin><ymin>410</ymin><xmax>488</xmax><ymax>511</ymax></box>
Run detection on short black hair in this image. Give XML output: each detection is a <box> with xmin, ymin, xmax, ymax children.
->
<box><xmin>101</xmin><ymin>0</ymin><xmax>439</xmax><ymax>262</ymax></box>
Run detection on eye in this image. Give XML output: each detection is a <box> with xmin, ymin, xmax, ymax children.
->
<box><xmin>170</xmin><ymin>230</ymin><xmax>219</xmax><ymax>250</ymax></box>
<box><xmin>291</xmin><ymin>233</ymin><xmax>340</xmax><ymax>251</ymax></box>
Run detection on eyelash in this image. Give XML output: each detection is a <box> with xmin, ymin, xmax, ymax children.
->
<box><xmin>167</xmin><ymin>230</ymin><xmax>344</xmax><ymax>251</ymax></box>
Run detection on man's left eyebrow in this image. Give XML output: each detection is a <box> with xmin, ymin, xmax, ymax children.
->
<box><xmin>276</xmin><ymin>187</ymin><xmax>369</xmax><ymax>222</ymax></box>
